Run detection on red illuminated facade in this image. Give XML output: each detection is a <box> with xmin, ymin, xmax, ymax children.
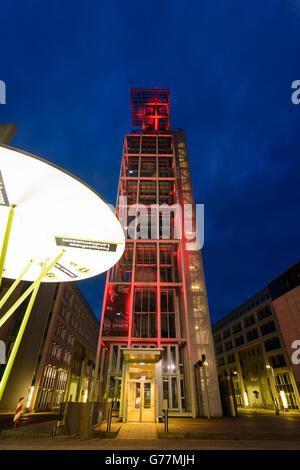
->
<box><xmin>93</xmin><ymin>89</ymin><xmax>222</xmax><ymax>421</ymax></box>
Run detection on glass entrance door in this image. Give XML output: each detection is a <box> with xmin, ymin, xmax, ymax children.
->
<box><xmin>127</xmin><ymin>380</ymin><xmax>154</xmax><ymax>422</ymax></box>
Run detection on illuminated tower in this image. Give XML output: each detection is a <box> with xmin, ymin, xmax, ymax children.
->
<box><xmin>94</xmin><ymin>89</ymin><xmax>222</xmax><ymax>421</ymax></box>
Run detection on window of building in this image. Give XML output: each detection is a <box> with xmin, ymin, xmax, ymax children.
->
<box><xmin>216</xmin><ymin>345</ymin><xmax>223</xmax><ymax>355</ymax></box>
<box><xmin>132</xmin><ymin>289</ymin><xmax>156</xmax><ymax>338</ymax></box>
<box><xmin>158</xmin><ymin>156</ymin><xmax>174</xmax><ymax>178</ymax></box>
<box><xmin>126</xmin><ymin>180</ymin><xmax>138</xmax><ymax>205</ymax></box>
<box><xmin>244</xmin><ymin>314</ymin><xmax>255</xmax><ymax>328</ymax></box>
<box><xmin>260</xmin><ymin>321</ymin><xmax>276</xmax><ymax>336</ymax></box>
<box><xmin>275</xmin><ymin>373</ymin><xmax>299</xmax><ymax>409</ymax></box>
<box><xmin>63</xmin><ymin>289</ymin><xmax>71</xmax><ymax>304</ymax></box>
<box><xmin>126</xmin><ymin>155</ymin><xmax>139</xmax><ymax>177</ymax></box>
<box><xmin>224</xmin><ymin>341</ymin><xmax>233</xmax><ymax>351</ymax></box>
<box><xmin>37</xmin><ymin>365</ymin><xmax>57</xmax><ymax>409</ymax></box>
<box><xmin>214</xmin><ymin>333</ymin><xmax>221</xmax><ymax>344</ymax></box>
<box><xmin>257</xmin><ymin>305</ymin><xmax>272</xmax><ymax>321</ymax></box>
<box><xmin>140</xmin><ymin>156</ymin><xmax>156</xmax><ymax>178</ymax></box>
<box><xmin>161</xmin><ymin>290</ymin><xmax>176</xmax><ymax>338</ymax></box>
<box><xmin>269</xmin><ymin>354</ymin><xmax>286</xmax><ymax>368</ymax></box>
<box><xmin>160</xmin><ymin>244</ymin><xmax>179</xmax><ymax>283</ymax></box>
<box><xmin>232</xmin><ymin>323</ymin><xmax>242</xmax><ymax>334</ymax></box>
<box><xmin>53</xmin><ymin>369</ymin><xmax>68</xmax><ymax>406</ymax></box>
<box><xmin>223</xmin><ymin>328</ymin><xmax>231</xmax><ymax>339</ymax></box>
<box><xmin>59</xmin><ymin>304</ymin><xmax>68</xmax><ymax>320</ymax></box>
<box><xmin>264</xmin><ymin>337</ymin><xmax>281</xmax><ymax>352</ymax></box>
<box><xmin>135</xmin><ymin>244</ymin><xmax>157</xmax><ymax>282</ymax></box>
<box><xmin>50</xmin><ymin>343</ymin><xmax>62</xmax><ymax>360</ymax></box>
<box><xmin>55</xmin><ymin>323</ymin><xmax>66</xmax><ymax>340</ymax></box>
<box><xmin>139</xmin><ymin>180</ymin><xmax>157</xmax><ymax>205</ymax></box>
<box><xmin>161</xmin><ymin>345</ymin><xmax>183</xmax><ymax>411</ymax></box>
<box><xmin>246</xmin><ymin>328</ymin><xmax>258</xmax><ymax>342</ymax></box>
<box><xmin>234</xmin><ymin>335</ymin><xmax>245</xmax><ymax>347</ymax></box>
<box><xmin>227</xmin><ymin>353</ymin><xmax>235</xmax><ymax>364</ymax></box>
<box><xmin>63</xmin><ymin>350</ymin><xmax>71</xmax><ymax>365</ymax></box>
<box><xmin>159</xmin><ymin>181</ymin><xmax>175</xmax><ymax>205</ymax></box>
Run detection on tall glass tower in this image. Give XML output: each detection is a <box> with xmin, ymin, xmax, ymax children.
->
<box><xmin>94</xmin><ymin>89</ymin><xmax>222</xmax><ymax>421</ymax></box>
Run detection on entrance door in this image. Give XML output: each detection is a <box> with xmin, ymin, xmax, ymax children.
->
<box><xmin>127</xmin><ymin>381</ymin><xmax>154</xmax><ymax>422</ymax></box>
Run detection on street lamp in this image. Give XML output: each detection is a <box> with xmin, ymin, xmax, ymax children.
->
<box><xmin>266</xmin><ymin>364</ymin><xmax>280</xmax><ymax>415</ymax></box>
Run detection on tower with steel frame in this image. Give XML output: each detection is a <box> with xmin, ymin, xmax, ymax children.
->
<box><xmin>94</xmin><ymin>89</ymin><xmax>222</xmax><ymax>421</ymax></box>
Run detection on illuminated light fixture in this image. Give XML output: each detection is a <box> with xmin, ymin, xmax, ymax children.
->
<box><xmin>280</xmin><ymin>390</ymin><xmax>288</xmax><ymax>409</ymax></box>
<box><xmin>244</xmin><ymin>392</ymin><xmax>249</xmax><ymax>407</ymax></box>
<box><xmin>195</xmin><ymin>326</ymin><xmax>199</xmax><ymax>330</ymax></box>
<box><xmin>191</xmin><ymin>285</ymin><xmax>200</xmax><ymax>291</ymax></box>
<box><xmin>83</xmin><ymin>390</ymin><xmax>88</xmax><ymax>403</ymax></box>
<box><xmin>140</xmin><ymin>362</ymin><xmax>145</xmax><ymax>365</ymax></box>
<box><xmin>26</xmin><ymin>386</ymin><xmax>34</xmax><ymax>409</ymax></box>
<box><xmin>0</xmin><ymin>145</ymin><xmax>125</xmax><ymax>282</ymax></box>
<box><xmin>204</xmin><ymin>362</ymin><xmax>208</xmax><ymax>366</ymax></box>
<box><xmin>266</xmin><ymin>365</ymin><xmax>271</xmax><ymax>369</ymax></box>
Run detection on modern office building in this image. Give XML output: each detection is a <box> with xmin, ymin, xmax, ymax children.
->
<box><xmin>94</xmin><ymin>89</ymin><xmax>222</xmax><ymax>422</ymax></box>
<box><xmin>212</xmin><ymin>260</ymin><xmax>300</xmax><ymax>412</ymax></box>
<box><xmin>0</xmin><ymin>278</ymin><xmax>99</xmax><ymax>412</ymax></box>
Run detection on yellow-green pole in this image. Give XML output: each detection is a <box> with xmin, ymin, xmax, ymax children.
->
<box><xmin>0</xmin><ymin>251</ymin><xmax>64</xmax><ymax>329</ymax></box>
<box><xmin>0</xmin><ymin>250</ymin><xmax>65</xmax><ymax>401</ymax></box>
<box><xmin>0</xmin><ymin>279</ymin><xmax>41</xmax><ymax>401</ymax></box>
<box><xmin>0</xmin><ymin>260</ymin><xmax>33</xmax><ymax>310</ymax></box>
<box><xmin>0</xmin><ymin>205</ymin><xmax>16</xmax><ymax>288</ymax></box>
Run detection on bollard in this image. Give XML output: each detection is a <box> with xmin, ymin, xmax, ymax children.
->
<box><xmin>107</xmin><ymin>407</ymin><xmax>112</xmax><ymax>432</ymax></box>
<box><xmin>164</xmin><ymin>408</ymin><xmax>168</xmax><ymax>433</ymax></box>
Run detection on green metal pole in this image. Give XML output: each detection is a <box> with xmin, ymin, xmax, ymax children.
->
<box><xmin>0</xmin><ymin>279</ymin><xmax>41</xmax><ymax>401</ymax></box>
<box><xmin>0</xmin><ymin>260</ymin><xmax>33</xmax><ymax>310</ymax></box>
<box><xmin>0</xmin><ymin>205</ymin><xmax>16</xmax><ymax>288</ymax></box>
<box><xmin>0</xmin><ymin>251</ymin><xmax>64</xmax><ymax>329</ymax></box>
<box><xmin>0</xmin><ymin>250</ymin><xmax>65</xmax><ymax>401</ymax></box>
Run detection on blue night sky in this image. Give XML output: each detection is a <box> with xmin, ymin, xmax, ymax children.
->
<box><xmin>1</xmin><ymin>0</ymin><xmax>300</xmax><ymax>324</ymax></box>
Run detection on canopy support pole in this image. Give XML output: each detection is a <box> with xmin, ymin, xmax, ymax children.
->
<box><xmin>0</xmin><ymin>260</ymin><xmax>33</xmax><ymax>310</ymax></box>
<box><xmin>0</xmin><ymin>205</ymin><xmax>16</xmax><ymax>288</ymax></box>
<box><xmin>0</xmin><ymin>250</ymin><xmax>65</xmax><ymax>401</ymax></box>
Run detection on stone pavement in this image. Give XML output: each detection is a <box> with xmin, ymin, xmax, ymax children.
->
<box><xmin>116</xmin><ymin>423</ymin><xmax>157</xmax><ymax>439</ymax></box>
<box><xmin>2</xmin><ymin>412</ymin><xmax>300</xmax><ymax>450</ymax></box>
<box><xmin>1</xmin><ymin>436</ymin><xmax>300</xmax><ymax>450</ymax></box>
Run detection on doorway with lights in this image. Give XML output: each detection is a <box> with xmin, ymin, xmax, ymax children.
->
<box><xmin>121</xmin><ymin>348</ymin><xmax>163</xmax><ymax>423</ymax></box>
<box><xmin>128</xmin><ymin>379</ymin><xmax>155</xmax><ymax>422</ymax></box>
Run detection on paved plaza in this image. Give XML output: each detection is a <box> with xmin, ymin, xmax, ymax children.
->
<box><xmin>1</xmin><ymin>410</ymin><xmax>300</xmax><ymax>449</ymax></box>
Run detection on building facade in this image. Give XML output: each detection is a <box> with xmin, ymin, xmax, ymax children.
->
<box><xmin>94</xmin><ymin>89</ymin><xmax>222</xmax><ymax>422</ymax></box>
<box><xmin>212</xmin><ymin>261</ymin><xmax>300</xmax><ymax>412</ymax></box>
<box><xmin>0</xmin><ymin>280</ymin><xmax>99</xmax><ymax>412</ymax></box>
